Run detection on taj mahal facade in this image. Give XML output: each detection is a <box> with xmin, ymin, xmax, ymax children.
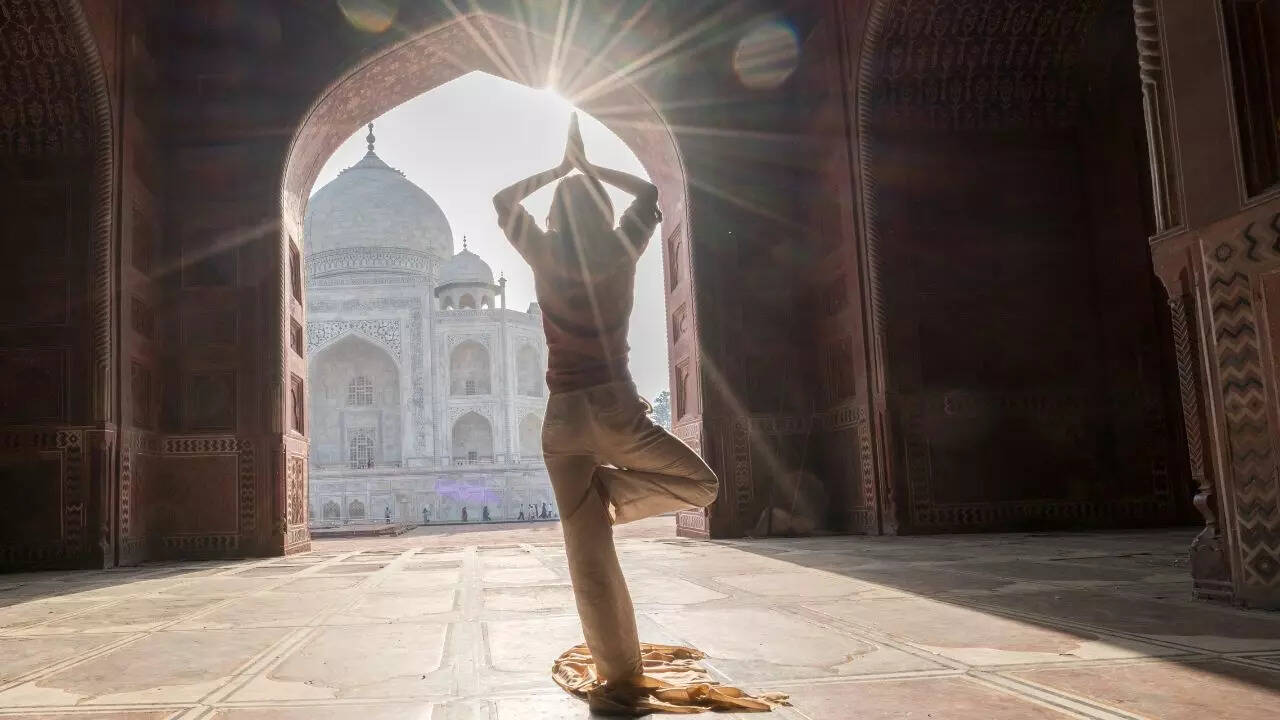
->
<box><xmin>304</xmin><ymin>128</ymin><xmax>555</xmax><ymax>526</ymax></box>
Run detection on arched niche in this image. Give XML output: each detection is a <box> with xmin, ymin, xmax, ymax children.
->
<box><xmin>516</xmin><ymin>345</ymin><xmax>543</xmax><ymax>397</ymax></box>
<box><xmin>451</xmin><ymin>412</ymin><xmax>493</xmax><ymax>463</ymax></box>
<box><xmin>518</xmin><ymin>413</ymin><xmax>542</xmax><ymax>458</ymax></box>
<box><xmin>309</xmin><ymin>335</ymin><xmax>401</xmax><ymax>467</ymax></box>
<box><xmin>450</xmin><ymin>341</ymin><xmax>491</xmax><ymax>396</ymax></box>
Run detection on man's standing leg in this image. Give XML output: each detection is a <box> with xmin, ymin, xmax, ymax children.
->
<box><xmin>545</xmin><ymin>453</ymin><xmax>643</xmax><ymax>682</ymax></box>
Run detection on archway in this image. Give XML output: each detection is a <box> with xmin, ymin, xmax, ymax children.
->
<box><xmin>278</xmin><ymin>9</ymin><xmax>698</xmax><ymax>540</ymax></box>
<box><xmin>451</xmin><ymin>412</ymin><xmax>494</xmax><ymax>464</ymax></box>
<box><xmin>450</xmin><ymin>341</ymin><xmax>491</xmax><ymax>396</ymax></box>
<box><xmin>309</xmin><ymin>335</ymin><xmax>402</xmax><ymax>468</ymax></box>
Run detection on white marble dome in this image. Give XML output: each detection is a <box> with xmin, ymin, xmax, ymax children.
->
<box><xmin>438</xmin><ymin>248</ymin><xmax>494</xmax><ymax>286</ymax></box>
<box><xmin>305</xmin><ymin>148</ymin><xmax>453</xmax><ymax>259</ymax></box>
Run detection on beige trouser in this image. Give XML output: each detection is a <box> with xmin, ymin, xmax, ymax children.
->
<box><xmin>542</xmin><ymin>380</ymin><xmax>719</xmax><ymax>683</ymax></box>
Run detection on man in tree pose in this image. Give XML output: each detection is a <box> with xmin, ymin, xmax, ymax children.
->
<box><xmin>492</xmin><ymin>115</ymin><xmax>724</xmax><ymax>701</ymax></box>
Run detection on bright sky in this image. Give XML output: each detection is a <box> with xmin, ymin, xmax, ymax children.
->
<box><xmin>311</xmin><ymin>71</ymin><xmax>670</xmax><ymax>400</ymax></box>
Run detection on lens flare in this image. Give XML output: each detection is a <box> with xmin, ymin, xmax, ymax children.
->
<box><xmin>732</xmin><ymin>20</ymin><xmax>799</xmax><ymax>91</ymax></box>
<box><xmin>338</xmin><ymin>0</ymin><xmax>398</xmax><ymax>34</ymax></box>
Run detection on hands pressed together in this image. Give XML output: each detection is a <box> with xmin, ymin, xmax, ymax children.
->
<box><xmin>558</xmin><ymin>112</ymin><xmax>591</xmax><ymax>175</ymax></box>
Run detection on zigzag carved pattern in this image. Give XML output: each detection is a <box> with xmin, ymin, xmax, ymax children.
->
<box><xmin>1205</xmin><ymin>214</ymin><xmax>1280</xmax><ymax>587</ymax></box>
<box><xmin>1169</xmin><ymin>296</ymin><xmax>1206</xmax><ymax>484</ymax></box>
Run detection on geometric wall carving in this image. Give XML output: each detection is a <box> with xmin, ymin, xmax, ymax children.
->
<box><xmin>872</xmin><ymin>0</ymin><xmax>1103</xmax><ymax>132</ymax></box>
<box><xmin>1203</xmin><ymin>212</ymin><xmax>1280</xmax><ymax>592</ymax></box>
<box><xmin>0</xmin><ymin>429</ymin><xmax>85</xmax><ymax>567</ymax></box>
<box><xmin>308</xmin><ymin>318</ymin><xmax>402</xmax><ymax>359</ymax></box>
<box><xmin>157</xmin><ymin>436</ymin><xmax>256</xmax><ymax>554</ymax></box>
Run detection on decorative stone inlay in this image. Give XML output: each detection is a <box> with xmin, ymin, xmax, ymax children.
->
<box><xmin>308</xmin><ymin>296</ymin><xmax>419</xmax><ymax>313</ymax></box>
<box><xmin>447</xmin><ymin>333</ymin><xmax>491</xmax><ymax>351</ymax></box>
<box><xmin>305</xmin><ymin>247</ymin><xmax>437</xmax><ymax>278</ymax></box>
<box><xmin>411</xmin><ymin>310</ymin><xmax>426</xmax><ymax>454</ymax></box>
<box><xmin>308</xmin><ymin>319</ymin><xmax>402</xmax><ymax>359</ymax></box>
<box><xmin>447</xmin><ymin>402</ymin><xmax>495</xmax><ymax>425</ymax></box>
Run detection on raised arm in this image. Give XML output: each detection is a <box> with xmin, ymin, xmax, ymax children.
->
<box><xmin>578</xmin><ymin>161</ymin><xmax>658</xmax><ymax>204</ymax></box>
<box><xmin>492</xmin><ymin>163</ymin><xmax>570</xmax><ymax>217</ymax></box>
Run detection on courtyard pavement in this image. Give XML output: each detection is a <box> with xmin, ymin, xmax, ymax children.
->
<box><xmin>0</xmin><ymin>520</ymin><xmax>1278</xmax><ymax>718</ymax></box>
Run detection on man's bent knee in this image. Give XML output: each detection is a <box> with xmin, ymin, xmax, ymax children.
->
<box><xmin>690</xmin><ymin>471</ymin><xmax>719</xmax><ymax>508</ymax></box>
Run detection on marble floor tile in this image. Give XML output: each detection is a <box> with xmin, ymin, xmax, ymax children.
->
<box><xmin>375</xmin><ymin>570</ymin><xmax>461</xmax><ymax>591</ymax></box>
<box><xmin>27</xmin><ymin>596</ymin><xmax>217</xmax><ymax>634</ymax></box>
<box><xmin>0</xmin><ymin>628</ymin><xmax>289</xmax><ymax>705</ymax></box>
<box><xmin>1007</xmin><ymin>659</ymin><xmax>1280</xmax><ymax>720</ymax></box>
<box><xmin>809</xmin><ymin>597</ymin><xmax>1179</xmax><ymax>666</ymax></box>
<box><xmin>479</xmin><ymin>566</ymin><xmax>559</xmax><ymax>586</ymax></box>
<box><xmin>481</xmin><ymin>584</ymin><xmax>575</xmax><ymax>613</ymax></box>
<box><xmin>327</xmin><ymin>589</ymin><xmax>457</xmax><ymax>623</ymax></box>
<box><xmin>172</xmin><ymin>591</ymin><xmax>353</xmax><ymax>630</ymax></box>
<box><xmin>784</xmin><ymin>676</ymin><xmax>1073</xmax><ymax>719</ymax></box>
<box><xmin>713</xmin><ymin>570</ymin><xmax>891</xmax><ymax>599</ymax></box>
<box><xmin>0</xmin><ymin>634</ymin><xmax>127</xmax><ymax>683</ymax></box>
<box><xmin>972</xmin><ymin>589</ymin><xmax>1280</xmax><ymax>652</ymax></box>
<box><xmin>273</xmin><ymin>576</ymin><xmax>367</xmax><ymax>594</ymax></box>
<box><xmin>157</xmin><ymin>577</ymin><xmax>279</xmax><ymax>598</ymax></box>
<box><xmin>0</xmin><ymin>599</ymin><xmax>110</xmax><ymax>630</ymax></box>
<box><xmin>209</xmin><ymin>704</ymin><xmax>435</xmax><ymax>720</ymax></box>
<box><xmin>650</xmin><ymin>606</ymin><xmax>943</xmax><ymax>682</ymax></box>
<box><xmin>230</xmin><ymin>623</ymin><xmax>450</xmax><ymax>701</ymax></box>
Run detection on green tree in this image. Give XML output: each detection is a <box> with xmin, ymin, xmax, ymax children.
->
<box><xmin>649</xmin><ymin>390</ymin><xmax>672</xmax><ymax>431</ymax></box>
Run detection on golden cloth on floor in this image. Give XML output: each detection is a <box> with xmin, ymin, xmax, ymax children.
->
<box><xmin>552</xmin><ymin>642</ymin><xmax>789</xmax><ymax>715</ymax></box>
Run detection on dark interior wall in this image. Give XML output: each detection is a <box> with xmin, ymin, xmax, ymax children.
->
<box><xmin>793</xmin><ymin>1</ymin><xmax>878</xmax><ymax>535</ymax></box>
<box><xmin>862</xmin><ymin>0</ymin><xmax>1187</xmax><ymax>532</ymax></box>
<box><xmin>0</xmin><ymin>0</ymin><xmax>111</xmax><ymax>568</ymax></box>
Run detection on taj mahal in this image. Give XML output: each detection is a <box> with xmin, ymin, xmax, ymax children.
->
<box><xmin>304</xmin><ymin>126</ymin><xmax>556</xmax><ymax>525</ymax></box>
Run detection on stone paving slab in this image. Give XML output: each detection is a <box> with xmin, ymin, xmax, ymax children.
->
<box><xmin>0</xmin><ymin>521</ymin><xmax>1277</xmax><ymax>718</ymax></box>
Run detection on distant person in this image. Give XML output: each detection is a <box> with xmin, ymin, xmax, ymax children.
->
<box><xmin>384</xmin><ymin>506</ymin><xmax>391</xmax><ymax>524</ymax></box>
<box><xmin>461</xmin><ymin>506</ymin><xmax>468</xmax><ymax>523</ymax></box>
<box><xmin>493</xmin><ymin>115</ymin><xmax>721</xmax><ymax>705</ymax></box>
<box><xmin>422</xmin><ymin>507</ymin><xmax>429</xmax><ymax>525</ymax></box>
<box><xmin>518</xmin><ymin>509</ymin><xmax>525</xmax><ymax>521</ymax></box>
<box><xmin>482</xmin><ymin>505</ymin><xmax>491</xmax><ymax>522</ymax></box>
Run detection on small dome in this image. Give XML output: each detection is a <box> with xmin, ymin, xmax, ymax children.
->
<box><xmin>439</xmin><ymin>248</ymin><xmax>494</xmax><ymax>287</ymax></box>
<box><xmin>304</xmin><ymin>134</ymin><xmax>453</xmax><ymax>261</ymax></box>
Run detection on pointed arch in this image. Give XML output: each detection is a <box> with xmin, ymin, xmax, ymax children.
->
<box><xmin>451</xmin><ymin>411</ymin><xmax>494</xmax><ymax>464</ymax></box>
